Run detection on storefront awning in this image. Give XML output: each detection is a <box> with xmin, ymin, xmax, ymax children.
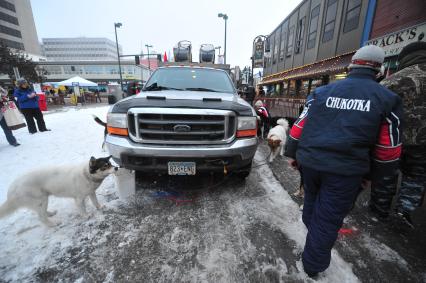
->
<box><xmin>260</xmin><ymin>51</ymin><xmax>355</xmax><ymax>85</ymax></box>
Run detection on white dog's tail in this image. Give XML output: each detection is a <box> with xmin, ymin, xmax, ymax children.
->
<box><xmin>277</xmin><ymin>118</ymin><xmax>289</xmax><ymax>130</ymax></box>
<box><xmin>0</xmin><ymin>200</ymin><xmax>16</xmax><ymax>219</ymax></box>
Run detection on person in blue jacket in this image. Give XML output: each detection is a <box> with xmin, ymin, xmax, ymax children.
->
<box><xmin>13</xmin><ymin>79</ymin><xmax>49</xmax><ymax>134</ymax></box>
<box><xmin>284</xmin><ymin>45</ymin><xmax>403</xmax><ymax>278</ymax></box>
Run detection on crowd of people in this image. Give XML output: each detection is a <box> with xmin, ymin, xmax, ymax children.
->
<box><xmin>1</xmin><ymin>79</ymin><xmax>50</xmax><ymax>146</ymax></box>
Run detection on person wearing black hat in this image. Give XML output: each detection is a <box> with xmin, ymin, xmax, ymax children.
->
<box><xmin>284</xmin><ymin>45</ymin><xmax>402</xmax><ymax>277</ymax></box>
<box><xmin>370</xmin><ymin>41</ymin><xmax>426</xmax><ymax>228</ymax></box>
<box><xmin>13</xmin><ymin>79</ymin><xmax>50</xmax><ymax>134</ymax></box>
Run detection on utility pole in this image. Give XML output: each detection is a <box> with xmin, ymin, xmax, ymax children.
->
<box><xmin>145</xmin><ymin>44</ymin><xmax>153</xmax><ymax>75</ymax></box>
<box><xmin>114</xmin><ymin>22</ymin><xmax>123</xmax><ymax>91</ymax></box>
<box><xmin>218</xmin><ymin>13</ymin><xmax>228</xmax><ymax>64</ymax></box>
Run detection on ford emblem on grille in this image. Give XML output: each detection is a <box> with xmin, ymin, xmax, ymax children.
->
<box><xmin>173</xmin><ymin>124</ymin><xmax>191</xmax><ymax>132</ymax></box>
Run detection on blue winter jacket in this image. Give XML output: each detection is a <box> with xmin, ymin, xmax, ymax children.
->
<box><xmin>14</xmin><ymin>87</ymin><xmax>39</xmax><ymax>109</ymax></box>
<box><xmin>285</xmin><ymin>68</ymin><xmax>403</xmax><ymax>178</ymax></box>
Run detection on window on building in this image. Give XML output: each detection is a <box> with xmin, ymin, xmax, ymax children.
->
<box><xmin>84</xmin><ymin>66</ymin><xmax>105</xmax><ymax>74</ymax></box>
<box><xmin>280</xmin><ymin>28</ymin><xmax>286</xmax><ymax>61</ymax></box>
<box><xmin>343</xmin><ymin>0</ymin><xmax>362</xmax><ymax>33</ymax></box>
<box><xmin>295</xmin><ymin>17</ymin><xmax>306</xmax><ymax>54</ymax></box>
<box><xmin>0</xmin><ymin>38</ymin><xmax>23</xmax><ymax>50</ymax></box>
<box><xmin>0</xmin><ymin>24</ymin><xmax>21</xmax><ymax>38</ymax></box>
<box><xmin>271</xmin><ymin>34</ymin><xmax>276</xmax><ymax>64</ymax></box>
<box><xmin>286</xmin><ymin>26</ymin><xmax>294</xmax><ymax>57</ymax></box>
<box><xmin>44</xmin><ymin>66</ymin><xmax>62</xmax><ymax>75</ymax></box>
<box><xmin>322</xmin><ymin>0</ymin><xmax>338</xmax><ymax>43</ymax></box>
<box><xmin>0</xmin><ymin>0</ymin><xmax>15</xmax><ymax>12</ymax></box>
<box><xmin>0</xmin><ymin>11</ymin><xmax>18</xmax><ymax>25</ymax></box>
<box><xmin>106</xmin><ymin>65</ymin><xmax>119</xmax><ymax>74</ymax></box>
<box><xmin>307</xmin><ymin>5</ymin><xmax>320</xmax><ymax>50</ymax></box>
<box><xmin>274</xmin><ymin>31</ymin><xmax>280</xmax><ymax>64</ymax></box>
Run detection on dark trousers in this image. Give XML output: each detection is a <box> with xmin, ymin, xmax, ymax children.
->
<box><xmin>301</xmin><ymin>166</ymin><xmax>362</xmax><ymax>273</ymax></box>
<box><xmin>21</xmin><ymin>108</ymin><xmax>47</xmax><ymax>133</ymax></box>
<box><xmin>96</xmin><ymin>94</ymin><xmax>102</xmax><ymax>103</ymax></box>
<box><xmin>0</xmin><ymin>117</ymin><xmax>17</xmax><ymax>145</ymax></box>
<box><xmin>371</xmin><ymin>146</ymin><xmax>426</xmax><ymax>214</ymax></box>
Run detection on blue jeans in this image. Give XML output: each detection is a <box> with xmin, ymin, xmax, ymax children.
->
<box><xmin>0</xmin><ymin>116</ymin><xmax>17</xmax><ymax>145</ymax></box>
<box><xmin>301</xmin><ymin>166</ymin><xmax>362</xmax><ymax>273</ymax></box>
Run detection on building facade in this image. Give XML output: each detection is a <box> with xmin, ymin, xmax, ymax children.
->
<box><xmin>35</xmin><ymin>60</ymin><xmax>151</xmax><ymax>85</ymax></box>
<box><xmin>259</xmin><ymin>0</ymin><xmax>426</xmax><ymax>118</ymax></box>
<box><xmin>365</xmin><ymin>0</ymin><xmax>426</xmax><ymax>72</ymax></box>
<box><xmin>0</xmin><ymin>60</ymin><xmax>151</xmax><ymax>86</ymax></box>
<box><xmin>42</xmin><ymin>37</ymin><xmax>123</xmax><ymax>61</ymax></box>
<box><xmin>0</xmin><ymin>0</ymin><xmax>41</xmax><ymax>55</ymax></box>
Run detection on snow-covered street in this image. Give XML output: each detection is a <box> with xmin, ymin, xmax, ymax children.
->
<box><xmin>0</xmin><ymin>106</ymin><xmax>424</xmax><ymax>282</ymax></box>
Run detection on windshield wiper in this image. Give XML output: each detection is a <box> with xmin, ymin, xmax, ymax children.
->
<box><xmin>144</xmin><ymin>83</ymin><xmax>184</xmax><ymax>91</ymax></box>
<box><xmin>184</xmin><ymin>87</ymin><xmax>220</xmax><ymax>92</ymax></box>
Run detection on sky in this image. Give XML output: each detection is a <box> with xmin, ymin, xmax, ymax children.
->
<box><xmin>30</xmin><ymin>0</ymin><xmax>302</xmax><ymax>68</ymax></box>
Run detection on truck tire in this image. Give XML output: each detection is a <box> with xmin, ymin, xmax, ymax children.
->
<box><xmin>236</xmin><ymin>162</ymin><xmax>252</xmax><ymax>179</ymax></box>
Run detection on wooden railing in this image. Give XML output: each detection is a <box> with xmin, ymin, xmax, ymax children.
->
<box><xmin>255</xmin><ymin>97</ymin><xmax>306</xmax><ymax>118</ymax></box>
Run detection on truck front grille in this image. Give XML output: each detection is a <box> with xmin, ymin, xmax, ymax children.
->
<box><xmin>128</xmin><ymin>108</ymin><xmax>236</xmax><ymax>145</ymax></box>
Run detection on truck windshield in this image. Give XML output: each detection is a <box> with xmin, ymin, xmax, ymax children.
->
<box><xmin>144</xmin><ymin>68</ymin><xmax>235</xmax><ymax>93</ymax></box>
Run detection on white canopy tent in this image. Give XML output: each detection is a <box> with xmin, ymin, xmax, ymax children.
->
<box><xmin>57</xmin><ymin>76</ymin><xmax>98</xmax><ymax>87</ymax></box>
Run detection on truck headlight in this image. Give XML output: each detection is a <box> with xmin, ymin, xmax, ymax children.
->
<box><xmin>107</xmin><ymin>113</ymin><xmax>128</xmax><ymax>136</ymax></box>
<box><xmin>237</xmin><ymin>117</ymin><xmax>257</xmax><ymax>138</ymax></box>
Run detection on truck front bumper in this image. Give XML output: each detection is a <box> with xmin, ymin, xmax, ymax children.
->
<box><xmin>105</xmin><ymin>135</ymin><xmax>258</xmax><ymax>172</ymax></box>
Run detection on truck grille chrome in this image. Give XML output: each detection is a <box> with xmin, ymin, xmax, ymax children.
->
<box><xmin>128</xmin><ymin>108</ymin><xmax>236</xmax><ymax>145</ymax></box>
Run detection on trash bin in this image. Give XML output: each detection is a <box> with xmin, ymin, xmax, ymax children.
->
<box><xmin>108</xmin><ymin>95</ymin><xmax>117</xmax><ymax>105</ymax></box>
<box><xmin>38</xmin><ymin>94</ymin><xmax>47</xmax><ymax>111</ymax></box>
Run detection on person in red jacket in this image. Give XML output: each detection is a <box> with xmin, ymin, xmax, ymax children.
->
<box><xmin>254</xmin><ymin>100</ymin><xmax>271</xmax><ymax>138</ymax></box>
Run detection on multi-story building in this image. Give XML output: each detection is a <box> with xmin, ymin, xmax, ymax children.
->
<box><xmin>0</xmin><ymin>0</ymin><xmax>41</xmax><ymax>55</ymax></box>
<box><xmin>36</xmin><ymin>60</ymin><xmax>151</xmax><ymax>85</ymax></box>
<box><xmin>259</xmin><ymin>0</ymin><xmax>426</xmax><ymax>118</ymax></box>
<box><xmin>41</xmin><ymin>37</ymin><xmax>123</xmax><ymax>61</ymax></box>
<box><xmin>0</xmin><ymin>59</ymin><xmax>152</xmax><ymax>86</ymax></box>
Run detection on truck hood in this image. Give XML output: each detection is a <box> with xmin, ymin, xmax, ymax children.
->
<box><xmin>111</xmin><ymin>90</ymin><xmax>255</xmax><ymax>116</ymax></box>
<box><xmin>137</xmin><ymin>90</ymin><xmax>236</xmax><ymax>102</ymax></box>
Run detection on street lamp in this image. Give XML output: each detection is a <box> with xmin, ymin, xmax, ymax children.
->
<box><xmin>251</xmin><ymin>35</ymin><xmax>268</xmax><ymax>86</ymax></box>
<box><xmin>218</xmin><ymin>13</ymin><xmax>228</xmax><ymax>64</ymax></box>
<box><xmin>114</xmin><ymin>22</ymin><xmax>123</xmax><ymax>91</ymax></box>
<box><xmin>145</xmin><ymin>44</ymin><xmax>153</xmax><ymax>74</ymax></box>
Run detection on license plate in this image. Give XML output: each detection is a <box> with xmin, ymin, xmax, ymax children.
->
<box><xmin>168</xmin><ymin>162</ymin><xmax>196</xmax><ymax>175</ymax></box>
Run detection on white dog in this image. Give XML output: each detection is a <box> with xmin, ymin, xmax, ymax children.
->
<box><xmin>267</xmin><ymin>118</ymin><xmax>289</xmax><ymax>162</ymax></box>
<box><xmin>0</xmin><ymin>156</ymin><xmax>117</xmax><ymax>227</ymax></box>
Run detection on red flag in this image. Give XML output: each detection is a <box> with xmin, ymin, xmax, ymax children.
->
<box><xmin>163</xmin><ymin>51</ymin><xmax>168</xmax><ymax>62</ymax></box>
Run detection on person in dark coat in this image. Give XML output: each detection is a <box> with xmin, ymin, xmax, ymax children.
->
<box><xmin>370</xmin><ymin>41</ymin><xmax>426</xmax><ymax>227</ymax></box>
<box><xmin>0</xmin><ymin>86</ymin><xmax>20</xmax><ymax>146</ymax></box>
<box><xmin>13</xmin><ymin>79</ymin><xmax>50</xmax><ymax>134</ymax></box>
<box><xmin>284</xmin><ymin>45</ymin><xmax>403</xmax><ymax>277</ymax></box>
<box><xmin>94</xmin><ymin>89</ymin><xmax>102</xmax><ymax>103</ymax></box>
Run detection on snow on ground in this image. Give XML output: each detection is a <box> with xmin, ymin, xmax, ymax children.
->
<box><xmin>0</xmin><ymin>106</ymin><xmax>112</xmax><ymax>281</ymax></box>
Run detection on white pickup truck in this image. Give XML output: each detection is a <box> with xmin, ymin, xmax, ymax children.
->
<box><xmin>106</xmin><ymin>66</ymin><xmax>258</xmax><ymax>178</ymax></box>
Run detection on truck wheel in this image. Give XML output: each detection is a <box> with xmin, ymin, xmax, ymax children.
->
<box><xmin>236</xmin><ymin>162</ymin><xmax>252</xmax><ymax>179</ymax></box>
